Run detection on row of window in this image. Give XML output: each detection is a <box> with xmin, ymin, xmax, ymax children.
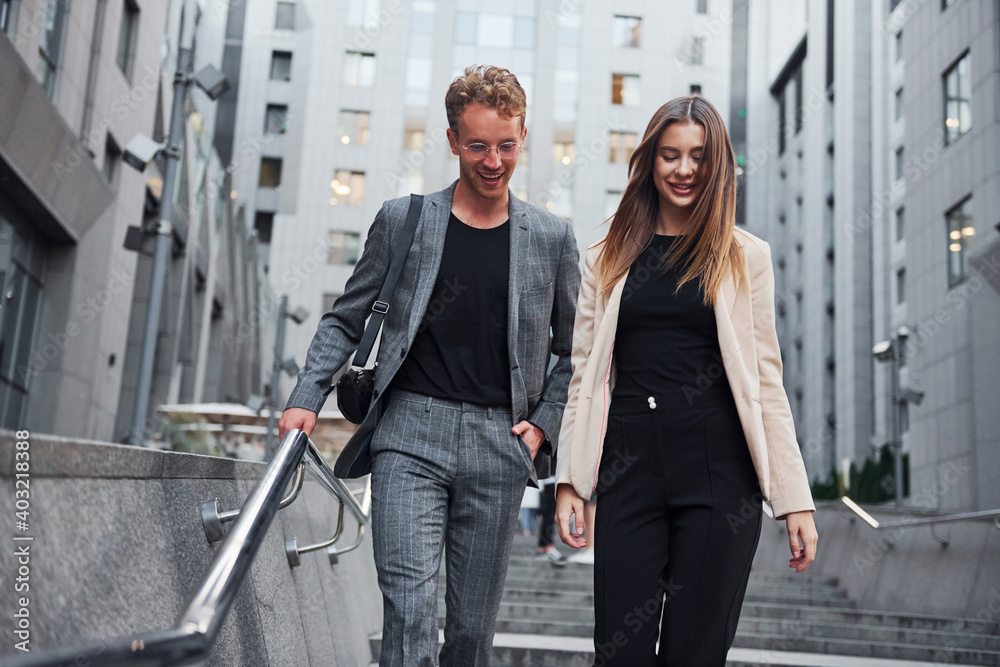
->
<box><xmin>6</xmin><ymin>0</ymin><xmax>141</xmax><ymax>99</ymax></box>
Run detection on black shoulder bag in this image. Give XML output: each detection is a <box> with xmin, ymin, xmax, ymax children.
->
<box><xmin>331</xmin><ymin>194</ymin><xmax>423</xmax><ymax>423</ymax></box>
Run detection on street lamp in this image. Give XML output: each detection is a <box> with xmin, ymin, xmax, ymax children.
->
<box><xmin>264</xmin><ymin>296</ymin><xmax>308</xmax><ymax>458</ymax></box>
<box><xmin>121</xmin><ymin>0</ymin><xmax>228</xmax><ymax>448</ymax></box>
<box><xmin>872</xmin><ymin>325</ymin><xmax>925</xmax><ymax>507</ymax></box>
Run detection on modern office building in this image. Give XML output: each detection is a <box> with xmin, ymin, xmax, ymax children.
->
<box><xmin>229</xmin><ymin>0</ymin><xmax>742</xmax><ymax>406</ymax></box>
<box><xmin>0</xmin><ymin>0</ymin><xmax>263</xmax><ymax>444</ymax></box>
<box><xmin>744</xmin><ymin>0</ymin><xmax>1000</xmax><ymax>511</ymax></box>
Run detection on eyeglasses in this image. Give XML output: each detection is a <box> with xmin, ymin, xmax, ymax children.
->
<box><xmin>459</xmin><ymin>142</ymin><xmax>524</xmax><ymax>158</ymax></box>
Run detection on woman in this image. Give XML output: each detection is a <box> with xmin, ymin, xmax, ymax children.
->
<box><xmin>555</xmin><ymin>96</ymin><xmax>818</xmax><ymax>666</ymax></box>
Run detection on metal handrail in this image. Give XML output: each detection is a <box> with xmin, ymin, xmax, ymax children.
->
<box><xmin>201</xmin><ymin>463</ymin><xmax>306</xmax><ymax>542</ymax></box>
<box><xmin>6</xmin><ymin>429</ymin><xmax>371</xmax><ymax>667</ymax></box>
<box><xmin>839</xmin><ymin>496</ymin><xmax>1000</xmax><ymax>546</ymax></box>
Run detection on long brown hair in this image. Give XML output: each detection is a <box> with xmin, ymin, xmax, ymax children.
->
<box><xmin>597</xmin><ymin>96</ymin><xmax>744</xmax><ymax>305</ymax></box>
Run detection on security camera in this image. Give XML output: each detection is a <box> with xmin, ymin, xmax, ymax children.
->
<box><xmin>288</xmin><ymin>306</ymin><xmax>309</xmax><ymax>324</ymax></box>
<box><xmin>246</xmin><ymin>394</ymin><xmax>265</xmax><ymax>414</ymax></box>
<box><xmin>123</xmin><ymin>134</ymin><xmax>165</xmax><ymax>172</ymax></box>
<box><xmin>900</xmin><ymin>387</ymin><xmax>925</xmax><ymax>405</ymax></box>
<box><xmin>193</xmin><ymin>65</ymin><xmax>230</xmax><ymax>100</ymax></box>
<box><xmin>872</xmin><ymin>340</ymin><xmax>894</xmax><ymax>361</ymax></box>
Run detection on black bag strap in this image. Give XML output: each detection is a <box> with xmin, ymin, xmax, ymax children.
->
<box><xmin>351</xmin><ymin>193</ymin><xmax>424</xmax><ymax>368</ymax></box>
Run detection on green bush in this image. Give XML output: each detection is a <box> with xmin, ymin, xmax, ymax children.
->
<box><xmin>810</xmin><ymin>445</ymin><xmax>907</xmax><ymax>502</ymax></box>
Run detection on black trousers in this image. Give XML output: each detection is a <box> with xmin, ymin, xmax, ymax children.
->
<box><xmin>592</xmin><ymin>390</ymin><xmax>763</xmax><ymax>667</ymax></box>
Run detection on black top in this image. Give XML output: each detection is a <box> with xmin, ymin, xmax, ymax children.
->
<box><xmin>612</xmin><ymin>235</ymin><xmax>729</xmax><ymax>403</ymax></box>
<box><xmin>392</xmin><ymin>213</ymin><xmax>512</xmax><ymax>405</ymax></box>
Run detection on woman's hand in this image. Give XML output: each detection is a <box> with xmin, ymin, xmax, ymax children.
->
<box><xmin>785</xmin><ymin>510</ymin><xmax>818</xmax><ymax>573</ymax></box>
<box><xmin>555</xmin><ymin>483</ymin><xmax>588</xmax><ymax>549</ymax></box>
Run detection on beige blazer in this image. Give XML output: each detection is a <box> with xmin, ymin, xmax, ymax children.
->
<box><xmin>554</xmin><ymin>227</ymin><xmax>815</xmax><ymax>519</ymax></box>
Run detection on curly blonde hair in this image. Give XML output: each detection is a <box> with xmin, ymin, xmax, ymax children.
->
<box><xmin>445</xmin><ymin>65</ymin><xmax>527</xmax><ymax>135</ymax></box>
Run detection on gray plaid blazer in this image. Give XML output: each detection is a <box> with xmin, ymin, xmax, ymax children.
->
<box><xmin>285</xmin><ymin>181</ymin><xmax>581</xmax><ymax>481</ymax></box>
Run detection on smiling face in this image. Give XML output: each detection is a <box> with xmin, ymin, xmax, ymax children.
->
<box><xmin>652</xmin><ymin>121</ymin><xmax>706</xmax><ymax>223</ymax></box>
<box><xmin>448</xmin><ymin>102</ymin><xmax>526</xmax><ymax>202</ymax></box>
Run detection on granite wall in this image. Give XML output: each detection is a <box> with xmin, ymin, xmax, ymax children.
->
<box><xmin>0</xmin><ymin>431</ymin><xmax>382</xmax><ymax>666</ymax></box>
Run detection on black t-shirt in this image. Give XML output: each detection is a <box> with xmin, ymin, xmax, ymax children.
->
<box><xmin>612</xmin><ymin>234</ymin><xmax>729</xmax><ymax>403</ymax></box>
<box><xmin>392</xmin><ymin>213</ymin><xmax>512</xmax><ymax>405</ymax></box>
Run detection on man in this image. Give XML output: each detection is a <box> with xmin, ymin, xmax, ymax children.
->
<box><xmin>279</xmin><ymin>65</ymin><xmax>580</xmax><ymax>666</ymax></box>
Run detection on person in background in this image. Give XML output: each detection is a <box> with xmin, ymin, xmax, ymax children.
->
<box><xmin>535</xmin><ymin>472</ymin><xmax>568</xmax><ymax>566</ymax></box>
<box><xmin>555</xmin><ymin>96</ymin><xmax>818</xmax><ymax>666</ymax></box>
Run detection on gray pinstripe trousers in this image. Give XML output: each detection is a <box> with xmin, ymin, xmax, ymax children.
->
<box><xmin>370</xmin><ymin>388</ymin><xmax>533</xmax><ymax>667</ymax></box>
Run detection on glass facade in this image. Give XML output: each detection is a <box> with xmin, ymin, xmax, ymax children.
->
<box><xmin>0</xmin><ymin>198</ymin><xmax>46</xmax><ymax>430</ymax></box>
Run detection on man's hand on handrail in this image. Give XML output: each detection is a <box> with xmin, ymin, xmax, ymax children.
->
<box><xmin>279</xmin><ymin>407</ymin><xmax>317</xmax><ymax>439</ymax></box>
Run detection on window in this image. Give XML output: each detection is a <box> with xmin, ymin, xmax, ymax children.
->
<box><xmin>944</xmin><ymin>52</ymin><xmax>971</xmax><ymax>144</ymax></box>
<box><xmin>404</xmin><ymin>120</ymin><xmax>425</xmax><ymax>151</ymax></box>
<box><xmin>0</xmin><ymin>0</ymin><xmax>13</xmax><ymax>33</ymax></box>
<box><xmin>116</xmin><ymin>0</ymin><xmax>139</xmax><ymax>80</ymax></box>
<box><xmin>895</xmin><ymin>207</ymin><xmax>904</xmax><ymax>242</ymax></box>
<box><xmin>685</xmin><ymin>36</ymin><xmax>705</xmax><ymax>65</ymax></box>
<box><xmin>103</xmin><ymin>135</ymin><xmax>121</xmax><ymax>188</ymax></box>
<box><xmin>611</xmin><ymin>73</ymin><xmax>639</xmax><ymax>106</ymax></box>
<box><xmin>697</xmin><ymin>0</ymin><xmax>708</xmax><ymax>13</ymax></box>
<box><xmin>254</xmin><ymin>211</ymin><xmax>274</xmax><ymax>245</ymax></box>
<box><xmin>946</xmin><ymin>197</ymin><xmax>974</xmax><ymax>287</ymax></box>
<box><xmin>896</xmin><ymin>268</ymin><xmax>906</xmax><ymax>304</ymax></box>
<box><xmin>337</xmin><ymin>110</ymin><xmax>370</xmax><ymax>145</ymax></box>
<box><xmin>477</xmin><ymin>14</ymin><xmax>514</xmax><ymax>48</ymax></box>
<box><xmin>894</xmin><ymin>31</ymin><xmax>903</xmax><ymax>62</ymax></box>
<box><xmin>275</xmin><ymin>2</ymin><xmax>295</xmax><ymax>30</ymax></box>
<box><xmin>894</xmin><ymin>87</ymin><xmax>904</xmax><ymax>121</ymax></box>
<box><xmin>895</xmin><ymin>147</ymin><xmax>904</xmax><ymax>181</ymax></box>
<box><xmin>346</xmin><ymin>0</ymin><xmax>379</xmax><ymax>27</ymax></box>
<box><xmin>611</xmin><ymin>15</ymin><xmax>641</xmax><ymax>48</ymax></box>
<box><xmin>328</xmin><ymin>231</ymin><xmax>361</xmax><ymax>264</ymax></box>
<box><xmin>264</xmin><ymin>104</ymin><xmax>289</xmax><ymax>134</ymax></box>
<box><xmin>37</xmin><ymin>0</ymin><xmax>67</xmax><ymax>98</ymax></box>
<box><xmin>344</xmin><ymin>51</ymin><xmax>376</xmax><ymax>87</ymax></box>
<box><xmin>690</xmin><ymin>84</ymin><xmax>702</xmax><ymax>95</ymax></box>
<box><xmin>330</xmin><ymin>170</ymin><xmax>365</xmax><ymax>206</ymax></box>
<box><xmin>794</xmin><ymin>68</ymin><xmax>803</xmax><ymax>134</ymax></box>
<box><xmin>270</xmin><ymin>51</ymin><xmax>292</xmax><ymax>81</ymax></box>
<box><xmin>254</xmin><ymin>211</ymin><xmax>274</xmax><ymax>271</ymax></box>
<box><xmin>825</xmin><ymin>0</ymin><xmax>834</xmax><ymax>88</ymax></box>
<box><xmin>609</xmin><ymin>132</ymin><xmax>637</xmax><ymax>165</ymax></box>
<box><xmin>778</xmin><ymin>89</ymin><xmax>786</xmax><ymax>155</ymax></box>
<box><xmin>259</xmin><ymin>158</ymin><xmax>283</xmax><ymax>188</ymax></box>
<box><xmin>552</xmin><ymin>141</ymin><xmax>575</xmax><ymax>165</ymax></box>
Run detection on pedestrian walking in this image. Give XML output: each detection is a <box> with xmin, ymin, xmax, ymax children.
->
<box><xmin>555</xmin><ymin>95</ymin><xmax>818</xmax><ymax>666</ymax></box>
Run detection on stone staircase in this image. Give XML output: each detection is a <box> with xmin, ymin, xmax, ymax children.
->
<box><xmin>369</xmin><ymin>533</ymin><xmax>1000</xmax><ymax>666</ymax></box>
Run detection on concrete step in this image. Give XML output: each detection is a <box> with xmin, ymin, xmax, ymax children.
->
<box><xmin>741</xmin><ymin>602</ymin><xmax>1000</xmax><ymax>634</ymax></box>
<box><xmin>369</xmin><ymin>631</ymin><xmax>983</xmax><ymax>666</ymax></box>
<box><xmin>736</xmin><ymin>616</ymin><xmax>1000</xmax><ymax>651</ymax></box>
<box><xmin>732</xmin><ymin>632</ymin><xmax>1000</xmax><ymax>665</ymax></box>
